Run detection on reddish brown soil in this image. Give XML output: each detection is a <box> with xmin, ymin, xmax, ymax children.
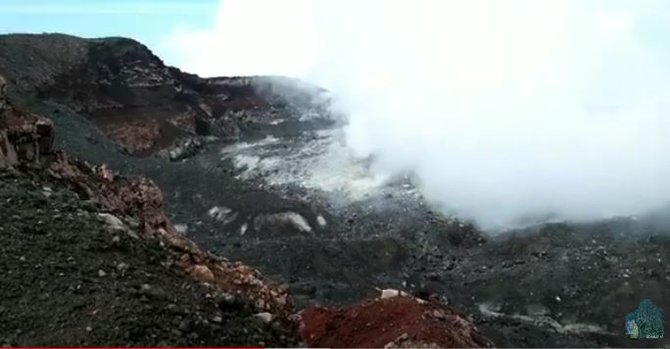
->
<box><xmin>299</xmin><ymin>296</ymin><xmax>495</xmax><ymax>348</ymax></box>
<box><xmin>103</xmin><ymin>119</ymin><xmax>161</xmax><ymax>154</ymax></box>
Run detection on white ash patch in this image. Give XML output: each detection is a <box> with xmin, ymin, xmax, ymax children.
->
<box><xmin>240</xmin><ymin>222</ymin><xmax>248</xmax><ymax>236</ymax></box>
<box><xmin>174</xmin><ymin>224</ymin><xmax>188</xmax><ymax>234</ymax></box>
<box><xmin>478</xmin><ymin>303</ymin><xmax>612</xmax><ymax>336</ymax></box>
<box><xmin>378</xmin><ymin>288</ymin><xmax>426</xmax><ymax>304</ymax></box>
<box><xmin>380</xmin><ymin>288</ymin><xmax>410</xmax><ymax>299</ymax></box>
<box><xmin>221</xmin><ymin>129</ymin><xmax>390</xmax><ymax>201</ymax></box>
<box><xmin>97</xmin><ymin>213</ymin><xmax>139</xmax><ymax>239</ymax></box>
<box><xmin>220</xmin><ymin>136</ymin><xmax>279</xmax><ymax>155</ymax></box>
<box><xmin>316</xmin><ymin>215</ymin><xmax>327</xmax><ymax>227</ymax></box>
<box><xmin>98</xmin><ymin>213</ymin><xmax>126</xmax><ymax>231</ymax></box>
<box><xmin>254</xmin><ymin>312</ymin><xmax>273</xmax><ymax>323</ymax></box>
<box><xmin>208</xmin><ymin>206</ymin><xmax>238</xmax><ymax>225</ymax></box>
<box><xmin>235</xmin><ymin>156</ymin><xmax>283</xmax><ymax>181</ymax></box>
<box><xmin>231</xmin><ymin>155</ymin><xmax>261</xmax><ymax>177</ymax></box>
<box><xmin>254</xmin><ymin>212</ymin><xmax>312</xmax><ymax>233</ymax></box>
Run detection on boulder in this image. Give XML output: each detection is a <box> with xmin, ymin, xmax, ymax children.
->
<box><xmin>0</xmin><ymin>75</ymin><xmax>54</xmax><ymax>168</ymax></box>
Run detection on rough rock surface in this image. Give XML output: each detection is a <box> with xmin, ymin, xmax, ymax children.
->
<box><xmin>0</xmin><ymin>169</ymin><xmax>298</xmax><ymax>347</ymax></box>
<box><xmin>299</xmin><ymin>295</ymin><xmax>494</xmax><ymax>348</ymax></box>
<box><xmin>0</xmin><ymin>72</ymin><xmax>492</xmax><ymax>347</ymax></box>
<box><xmin>0</xmin><ymin>75</ymin><xmax>298</xmax><ymax>346</ymax></box>
<box><xmin>0</xmin><ymin>84</ymin><xmax>294</xmax><ymax>319</ymax></box>
<box><xmin>0</xmin><ymin>77</ymin><xmax>53</xmax><ymax>167</ymax></box>
<box><xmin>45</xmin><ymin>151</ymin><xmax>295</xmax><ymax>318</ymax></box>
<box><xmin>0</xmin><ymin>34</ymin><xmax>333</xmax><ymax>156</ymax></box>
<box><xmin>2</xmin><ymin>33</ymin><xmax>668</xmax><ymax>348</ymax></box>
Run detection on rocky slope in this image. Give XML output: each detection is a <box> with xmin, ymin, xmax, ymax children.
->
<box><xmin>0</xmin><ymin>169</ymin><xmax>298</xmax><ymax>347</ymax></box>
<box><xmin>0</xmin><ymin>36</ymin><xmax>493</xmax><ymax>348</ymax></box>
<box><xmin>1</xmin><ymin>33</ymin><xmax>668</xmax><ymax>348</ymax></box>
<box><xmin>0</xmin><ymin>68</ymin><xmax>301</xmax><ymax>347</ymax></box>
<box><xmin>0</xmin><ymin>33</ymin><xmax>333</xmax><ymax>157</ymax></box>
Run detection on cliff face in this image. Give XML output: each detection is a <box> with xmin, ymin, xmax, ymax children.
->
<box><xmin>0</xmin><ymin>34</ymin><xmax>331</xmax><ymax>157</ymax></box>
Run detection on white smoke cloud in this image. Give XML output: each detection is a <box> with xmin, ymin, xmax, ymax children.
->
<box><xmin>160</xmin><ymin>0</ymin><xmax>670</xmax><ymax>230</ymax></box>
<box><xmin>158</xmin><ymin>0</ymin><xmax>318</xmax><ymax>77</ymax></box>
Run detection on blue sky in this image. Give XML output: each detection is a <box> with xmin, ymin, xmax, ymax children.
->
<box><xmin>0</xmin><ymin>0</ymin><xmax>218</xmax><ymax>50</ymax></box>
<box><xmin>3</xmin><ymin>0</ymin><xmax>670</xmax><ymax>74</ymax></box>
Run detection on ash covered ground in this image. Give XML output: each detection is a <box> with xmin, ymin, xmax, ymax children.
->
<box><xmin>1</xmin><ymin>33</ymin><xmax>668</xmax><ymax>348</ymax></box>
<box><xmin>55</xmin><ymin>93</ymin><xmax>669</xmax><ymax>348</ymax></box>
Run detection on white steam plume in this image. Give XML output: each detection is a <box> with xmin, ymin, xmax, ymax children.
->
<box><xmin>160</xmin><ymin>0</ymin><xmax>670</xmax><ymax>230</ymax></box>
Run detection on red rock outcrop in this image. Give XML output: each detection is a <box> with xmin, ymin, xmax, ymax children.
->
<box><xmin>0</xmin><ymin>75</ymin><xmax>54</xmax><ymax>167</ymax></box>
<box><xmin>299</xmin><ymin>294</ymin><xmax>495</xmax><ymax>348</ymax></box>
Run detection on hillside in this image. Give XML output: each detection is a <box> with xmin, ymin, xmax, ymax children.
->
<box><xmin>1</xmin><ymin>33</ymin><xmax>668</xmax><ymax>348</ymax></box>
<box><xmin>0</xmin><ymin>34</ymin><xmax>494</xmax><ymax>348</ymax></box>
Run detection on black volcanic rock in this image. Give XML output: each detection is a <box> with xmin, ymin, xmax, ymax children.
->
<box><xmin>0</xmin><ymin>71</ymin><xmax>300</xmax><ymax>347</ymax></box>
<box><xmin>0</xmin><ymin>169</ymin><xmax>300</xmax><ymax>347</ymax></box>
<box><xmin>0</xmin><ymin>33</ymin><xmax>333</xmax><ymax>156</ymax></box>
<box><xmin>0</xmin><ymin>34</ymin><xmax>90</xmax><ymax>92</ymax></box>
<box><xmin>0</xmin><ymin>35</ymin><xmax>495</xmax><ymax>349</ymax></box>
<box><xmin>3</xmin><ymin>33</ymin><xmax>666</xmax><ymax>349</ymax></box>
